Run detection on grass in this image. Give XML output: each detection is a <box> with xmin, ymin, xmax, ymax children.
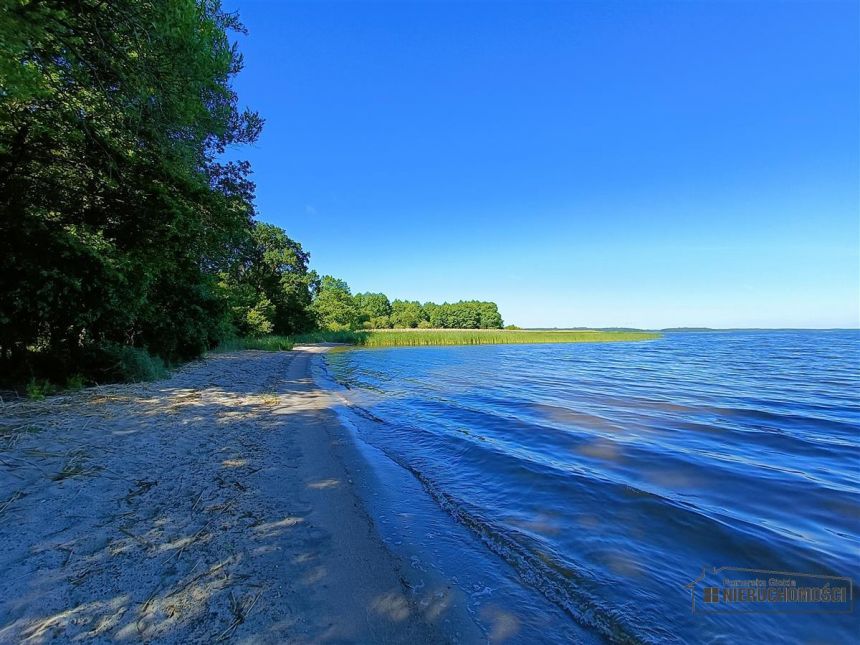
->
<box><xmin>352</xmin><ymin>329</ymin><xmax>660</xmax><ymax>346</ymax></box>
<box><xmin>258</xmin><ymin>391</ymin><xmax>280</xmax><ymax>406</ymax></box>
<box><xmin>292</xmin><ymin>330</ymin><xmax>360</xmax><ymax>344</ymax></box>
<box><xmin>215</xmin><ymin>336</ymin><xmax>295</xmax><ymax>352</ymax></box>
<box><xmin>219</xmin><ymin>328</ymin><xmax>660</xmax><ymax>351</ymax></box>
<box><xmin>25</xmin><ymin>378</ymin><xmax>52</xmax><ymax>400</ymax></box>
<box><xmin>112</xmin><ymin>346</ymin><xmax>168</xmax><ymax>382</ymax></box>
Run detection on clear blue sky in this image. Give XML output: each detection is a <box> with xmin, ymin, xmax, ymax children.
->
<box><xmin>224</xmin><ymin>0</ymin><xmax>859</xmax><ymax>329</ymax></box>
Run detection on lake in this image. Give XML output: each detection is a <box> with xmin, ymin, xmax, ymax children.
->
<box><xmin>315</xmin><ymin>331</ymin><xmax>859</xmax><ymax>643</ymax></box>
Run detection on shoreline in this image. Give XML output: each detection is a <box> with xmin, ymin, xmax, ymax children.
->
<box><xmin>313</xmin><ymin>353</ymin><xmax>599</xmax><ymax>645</ymax></box>
<box><xmin>0</xmin><ymin>347</ymin><xmax>479</xmax><ymax>643</ymax></box>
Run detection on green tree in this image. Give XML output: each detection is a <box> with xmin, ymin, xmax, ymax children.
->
<box><xmin>310</xmin><ymin>276</ymin><xmax>359</xmax><ymax>331</ymax></box>
<box><xmin>354</xmin><ymin>292</ymin><xmax>392</xmax><ymax>328</ymax></box>
<box><xmin>428</xmin><ymin>303</ymin><xmax>454</xmax><ymax>328</ymax></box>
<box><xmin>421</xmin><ymin>302</ymin><xmax>439</xmax><ymax>324</ymax></box>
<box><xmin>221</xmin><ymin>222</ymin><xmax>317</xmax><ymax>336</ymax></box>
<box><xmin>391</xmin><ymin>300</ymin><xmax>424</xmax><ymax>328</ymax></box>
<box><xmin>250</xmin><ymin>223</ymin><xmax>318</xmax><ymax>334</ymax></box>
<box><xmin>244</xmin><ymin>298</ymin><xmax>276</xmax><ymax>337</ymax></box>
<box><xmin>425</xmin><ymin>301</ymin><xmax>503</xmax><ymax>329</ymax></box>
<box><xmin>477</xmin><ymin>301</ymin><xmax>504</xmax><ymax>328</ymax></box>
<box><xmin>0</xmin><ymin>0</ymin><xmax>261</xmax><ymax>383</ymax></box>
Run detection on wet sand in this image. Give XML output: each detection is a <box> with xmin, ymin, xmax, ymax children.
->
<box><xmin>0</xmin><ymin>346</ymin><xmax>478</xmax><ymax>643</ymax></box>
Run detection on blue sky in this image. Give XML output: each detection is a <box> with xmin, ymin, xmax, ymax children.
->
<box><xmin>224</xmin><ymin>0</ymin><xmax>859</xmax><ymax>329</ymax></box>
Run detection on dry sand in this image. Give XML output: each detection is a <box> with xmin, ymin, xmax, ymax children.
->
<box><xmin>0</xmin><ymin>346</ymin><xmax>479</xmax><ymax>643</ymax></box>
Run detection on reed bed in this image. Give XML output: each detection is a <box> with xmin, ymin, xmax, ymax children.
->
<box><xmin>216</xmin><ymin>329</ymin><xmax>659</xmax><ymax>352</ymax></box>
<box><xmin>353</xmin><ymin>329</ymin><xmax>660</xmax><ymax>346</ymax></box>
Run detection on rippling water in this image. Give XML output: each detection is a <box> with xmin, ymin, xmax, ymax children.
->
<box><xmin>317</xmin><ymin>331</ymin><xmax>860</xmax><ymax>643</ymax></box>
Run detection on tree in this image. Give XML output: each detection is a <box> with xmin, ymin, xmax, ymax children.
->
<box><xmin>391</xmin><ymin>300</ymin><xmax>425</xmax><ymax>328</ymax></box>
<box><xmin>354</xmin><ymin>292</ymin><xmax>392</xmax><ymax>328</ymax></box>
<box><xmin>421</xmin><ymin>302</ymin><xmax>439</xmax><ymax>323</ymax></box>
<box><xmin>244</xmin><ymin>298</ymin><xmax>276</xmax><ymax>337</ymax></box>
<box><xmin>310</xmin><ymin>276</ymin><xmax>359</xmax><ymax>331</ymax></box>
<box><xmin>477</xmin><ymin>301</ymin><xmax>504</xmax><ymax>328</ymax></box>
<box><xmin>429</xmin><ymin>303</ymin><xmax>464</xmax><ymax>328</ymax></box>
<box><xmin>0</xmin><ymin>0</ymin><xmax>262</xmax><ymax>382</ymax></box>
<box><xmin>425</xmin><ymin>301</ymin><xmax>503</xmax><ymax>329</ymax></box>
<box><xmin>220</xmin><ymin>222</ymin><xmax>317</xmax><ymax>336</ymax></box>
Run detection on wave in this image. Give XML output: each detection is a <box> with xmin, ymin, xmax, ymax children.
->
<box><xmin>339</xmin><ymin>399</ymin><xmax>654</xmax><ymax>643</ymax></box>
<box><xmin>319</xmin><ymin>332</ymin><xmax>860</xmax><ymax>644</ymax></box>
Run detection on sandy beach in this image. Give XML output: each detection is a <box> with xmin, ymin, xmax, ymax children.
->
<box><xmin>0</xmin><ymin>347</ymin><xmax>477</xmax><ymax>643</ymax></box>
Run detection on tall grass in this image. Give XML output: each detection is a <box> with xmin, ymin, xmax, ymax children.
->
<box><xmin>291</xmin><ymin>330</ymin><xmax>362</xmax><ymax>344</ymax></box>
<box><xmin>215</xmin><ymin>336</ymin><xmax>295</xmax><ymax>352</ymax></box>
<box><xmin>353</xmin><ymin>329</ymin><xmax>660</xmax><ymax>346</ymax></box>
<box><xmin>219</xmin><ymin>329</ymin><xmax>659</xmax><ymax>351</ymax></box>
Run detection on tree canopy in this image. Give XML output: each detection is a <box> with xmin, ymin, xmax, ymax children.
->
<box><xmin>1</xmin><ymin>1</ymin><xmax>267</xmax><ymax>383</ymax></box>
<box><xmin>310</xmin><ymin>276</ymin><xmax>359</xmax><ymax>332</ymax></box>
<box><xmin>219</xmin><ymin>223</ymin><xmax>318</xmax><ymax>337</ymax></box>
<box><xmin>354</xmin><ymin>292</ymin><xmax>392</xmax><ymax>329</ymax></box>
<box><xmin>310</xmin><ymin>281</ymin><xmax>504</xmax><ymax>331</ymax></box>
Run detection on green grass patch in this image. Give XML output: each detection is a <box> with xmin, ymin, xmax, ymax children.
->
<box><xmin>25</xmin><ymin>378</ymin><xmax>53</xmax><ymax>400</ymax></box>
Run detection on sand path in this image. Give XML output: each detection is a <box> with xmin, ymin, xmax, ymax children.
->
<box><xmin>0</xmin><ymin>347</ymin><xmax>459</xmax><ymax>643</ymax></box>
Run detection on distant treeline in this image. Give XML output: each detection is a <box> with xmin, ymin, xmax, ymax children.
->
<box><xmin>311</xmin><ymin>277</ymin><xmax>503</xmax><ymax>331</ymax></box>
<box><xmin>0</xmin><ymin>1</ymin><xmax>503</xmax><ymax>389</ymax></box>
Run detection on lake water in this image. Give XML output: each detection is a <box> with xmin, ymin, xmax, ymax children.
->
<box><xmin>315</xmin><ymin>331</ymin><xmax>859</xmax><ymax>643</ymax></box>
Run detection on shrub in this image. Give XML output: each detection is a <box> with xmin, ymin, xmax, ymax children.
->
<box><xmin>65</xmin><ymin>373</ymin><xmax>87</xmax><ymax>391</ymax></box>
<box><xmin>291</xmin><ymin>330</ymin><xmax>361</xmax><ymax>344</ymax></box>
<box><xmin>80</xmin><ymin>343</ymin><xmax>168</xmax><ymax>383</ymax></box>
<box><xmin>322</xmin><ymin>322</ymin><xmax>353</xmax><ymax>333</ymax></box>
<box><xmin>367</xmin><ymin>315</ymin><xmax>392</xmax><ymax>329</ymax></box>
<box><xmin>216</xmin><ymin>336</ymin><xmax>294</xmax><ymax>352</ymax></box>
<box><xmin>245</xmin><ymin>298</ymin><xmax>275</xmax><ymax>337</ymax></box>
<box><xmin>114</xmin><ymin>346</ymin><xmax>168</xmax><ymax>382</ymax></box>
<box><xmin>26</xmin><ymin>378</ymin><xmax>53</xmax><ymax>400</ymax></box>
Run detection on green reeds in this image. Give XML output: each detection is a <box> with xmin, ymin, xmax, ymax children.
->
<box><xmin>352</xmin><ymin>329</ymin><xmax>660</xmax><ymax>346</ymax></box>
<box><xmin>221</xmin><ymin>329</ymin><xmax>659</xmax><ymax>350</ymax></box>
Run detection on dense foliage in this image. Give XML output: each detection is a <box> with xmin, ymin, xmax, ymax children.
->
<box><xmin>310</xmin><ymin>277</ymin><xmax>504</xmax><ymax>331</ymax></box>
<box><xmin>219</xmin><ymin>223</ymin><xmax>318</xmax><ymax>337</ymax></box>
<box><xmin>0</xmin><ymin>0</ymin><xmax>313</xmax><ymax>385</ymax></box>
<box><xmin>310</xmin><ymin>276</ymin><xmax>359</xmax><ymax>331</ymax></box>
